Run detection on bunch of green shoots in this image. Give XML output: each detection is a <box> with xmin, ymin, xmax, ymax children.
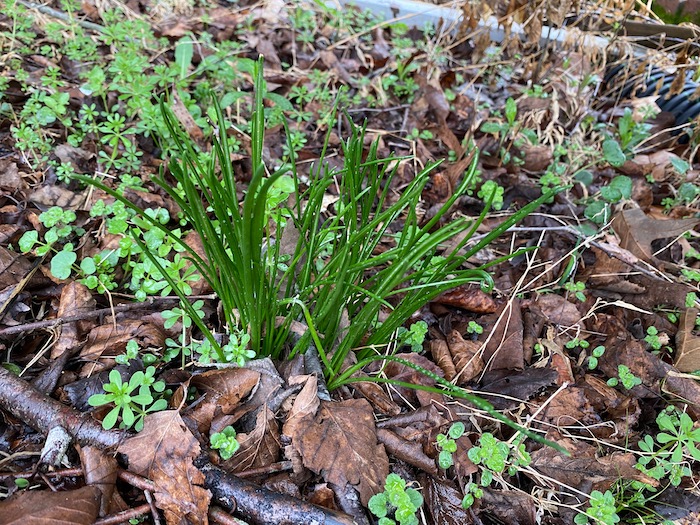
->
<box><xmin>76</xmin><ymin>58</ymin><xmax>564</xmax><ymax>452</ymax></box>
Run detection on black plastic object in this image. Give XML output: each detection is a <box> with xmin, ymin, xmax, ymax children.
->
<box><xmin>604</xmin><ymin>63</ymin><xmax>700</xmax><ymax>141</ymax></box>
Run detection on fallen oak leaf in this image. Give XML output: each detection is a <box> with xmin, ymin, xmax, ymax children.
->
<box><xmin>611</xmin><ymin>208</ymin><xmax>700</xmax><ymax>272</ymax></box>
<box><xmin>283</xmin><ymin>394</ymin><xmax>389</xmax><ymax>506</ymax></box>
<box><xmin>118</xmin><ymin>411</ymin><xmax>211</xmax><ymax>525</ymax></box>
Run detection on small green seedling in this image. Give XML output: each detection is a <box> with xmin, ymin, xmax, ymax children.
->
<box><xmin>88</xmin><ymin>367</ymin><xmax>167</xmax><ymax>431</ymax></box>
<box><xmin>574</xmin><ymin>490</ymin><xmax>620</xmax><ymax>525</ymax></box>
<box><xmin>210</xmin><ymin>426</ymin><xmax>240</xmax><ymax>460</ymax></box>
<box><xmin>587</xmin><ymin>345</ymin><xmax>606</xmax><ymax>370</ymax></box>
<box><xmin>644</xmin><ymin>326</ymin><xmax>668</xmax><ymax>352</ymax></box>
<box><xmin>368</xmin><ymin>473</ymin><xmax>423</xmax><ymax>525</ymax></box>
<box><xmin>636</xmin><ymin>406</ymin><xmax>699</xmax><ymax>486</ymax></box>
<box><xmin>460</xmin><ymin>481</ymin><xmax>483</xmax><ymax>509</ymax></box>
<box><xmin>397</xmin><ymin>321</ymin><xmax>428</xmax><ymax>353</ymax></box>
<box><xmin>466</xmin><ymin>320</ymin><xmax>483</xmax><ymax>335</ymax></box>
<box><xmin>115</xmin><ymin>340</ymin><xmax>140</xmax><ymax>365</ymax></box>
<box><xmin>606</xmin><ymin>364</ymin><xmax>641</xmax><ymax>389</ymax></box>
<box><xmin>564</xmin><ymin>280</ymin><xmax>586</xmax><ymax>302</ymax></box>
<box><xmin>435</xmin><ymin>422</ymin><xmax>465</xmax><ymax>469</ymax></box>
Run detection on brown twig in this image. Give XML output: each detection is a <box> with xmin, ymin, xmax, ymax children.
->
<box><xmin>0</xmin><ymin>294</ymin><xmax>216</xmax><ymax>338</ymax></box>
<box><xmin>0</xmin><ymin>366</ymin><xmax>125</xmax><ymax>449</ymax></box>
<box><xmin>93</xmin><ymin>504</ymin><xmax>152</xmax><ymax>525</ymax></box>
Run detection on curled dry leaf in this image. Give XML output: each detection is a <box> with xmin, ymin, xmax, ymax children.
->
<box><xmin>78</xmin><ymin>319</ymin><xmax>165</xmax><ymax>376</ymax></box>
<box><xmin>482</xmin><ymin>299</ymin><xmax>526</xmax><ymax>371</ymax></box>
<box><xmin>384</xmin><ymin>353</ymin><xmax>445</xmax><ymax>407</ymax></box>
<box><xmin>51</xmin><ymin>281</ymin><xmax>95</xmax><ymax>359</ymax></box>
<box><xmin>481</xmin><ymin>488</ymin><xmax>537</xmax><ymax>525</ymax></box>
<box><xmin>433</xmin><ymin>285</ymin><xmax>497</xmax><ymax>313</ymax></box>
<box><xmin>430</xmin><ymin>338</ymin><xmax>457</xmax><ymax>381</ymax></box>
<box><xmin>79</xmin><ymin>445</ymin><xmax>125</xmax><ymax>516</ymax></box>
<box><xmin>0</xmin><ymin>246</ymin><xmax>32</xmax><ymax>290</ymax></box>
<box><xmin>117</xmin><ymin>410</ymin><xmax>211</xmax><ymax>525</ymax></box>
<box><xmin>377</xmin><ymin>428</ymin><xmax>438</xmax><ymax>476</ymax></box>
<box><xmin>188</xmin><ymin>368</ymin><xmax>261</xmax><ymax>435</ymax></box>
<box><xmin>531</xmin><ymin>439</ymin><xmax>657</xmax><ymax>494</ymax></box>
<box><xmin>420</xmin><ymin>474</ymin><xmax>473</xmax><ymax>525</ymax></box>
<box><xmin>447</xmin><ymin>330</ymin><xmax>484</xmax><ymax>385</ymax></box>
<box><xmin>226</xmin><ymin>406</ymin><xmax>280</xmax><ymax>474</ymax></box>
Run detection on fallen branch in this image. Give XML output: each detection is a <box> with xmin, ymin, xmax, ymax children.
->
<box><xmin>0</xmin><ymin>294</ymin><xmax>215</xmax><ymax>338</ymax></box>
<box><xmin>0</xmin><ymin>367</ymin><xmax>358</xmax><ymax>525</ymax></box>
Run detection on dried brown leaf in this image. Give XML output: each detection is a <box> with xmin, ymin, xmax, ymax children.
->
<box><xmin>384</xmin><ymin>353</ymin><xmax>445</xmax><ymax>407</ymax></box>
<box><xmin>377</xmin><ymin>428</ymin><xmax>437</xmax><ymax>476</ymax></box>
<box><xmin>191</xmin><ymin>368</ymin><xmax>260</xmax><ymax>415</ymax></box>
<box><xmin>430</xmin><ymin>338</ymin><xmax>457</xmax><ymax>381</ymax></box>
<box><xmin>0</xmin><ymin>485</ymin><xmax>101</xmax><ymax>524</ymax></box>
<box><xmin>421</xmin><ymin>474</ymin><xmax>474</xmax><ymax>525</ymax></box>
<box><xmin>52</xmin><ymin>282</ymin><xmax>95</xmax><ymax>359</ymax></box>
<box><xmin>29</xmin><ymin>184</ymin><xmax>83</xmax><ymax>210</ymax></box>
<box><xmin>612</xmin><ymin>208</ymin><xmax>700</xmax><ymax>271</ymax></box>
<box><xmin>531</xmin><ymin>441</ymin><xmax>656</xmax><ymax>493</ymax></box>
<box><xmin>482</xmin><ymin>299</ymin><xmax>525</xmax><ymax>371</ymax></box>
<box><xmin>675</xmin><ymin>308</ymin><xmax>700</xmax><ymax>372</ymax></box>
<box><xmin>532</xmin><ymin>294</ymin><xmax>581</xmax><ymax>329</ymax></box>
<box><xmin>227</xmin><ymin>406</ymin><xmax>280</xmax><ymax>473</ymax></box>
<box><xmin>447</xmin><ymin>330</ymin><xmax>484</xmax><ymax>384</ymax></box>
<box><xmin>283</xmin><ymin>397</ymin><xmax>389</xmax><ymax>506</ymax></box>
<box><xmin>481</xmin><ymin>488</ymin><xmax>537</xmax><ymax>525</ymax></box>
<box><xmin>79</xmin><ymin>320</ymin><xmax>165</xmax><ymax>375</ymax></box>
<box><xmin>118</xmin><ymin>410</ymin><xmax>211</xmax><ymax>525</ymax></box>
<box><xmin>433</xmin><ymin>285</ymin><xmax>497</xmax><ymax>313</ymax></box>
<box><xmin>0</xmin><ymin>246</ymin><xmax>32</xmax><ymax>290</ymax></box>
<box><xmin>79</xmin><ymin>445</ymin><xmax>125</xmax><ymax>515</ymax></box>
<box><xmin>0</xmin><ymin>159</ymin><xmax>22</xmax><ymax>191</ymax></box>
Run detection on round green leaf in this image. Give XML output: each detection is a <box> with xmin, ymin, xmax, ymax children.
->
<box><xmin>18</xmin><ymin>231</ymin><xmax>38</xmax><ymax>252</ymax></box>
<box><xmin>51</xmin><ymin>249</ymin><xmax>77</xmax><ymax>280</ymax></box>
<box><xmin>602</xmin><ymin>139</ymin><xmax>626</xmax><ymax>167</ymax></box>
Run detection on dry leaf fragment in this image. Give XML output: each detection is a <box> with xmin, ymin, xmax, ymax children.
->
<box><xmin>283</xmin><ymin>397</ymin><xmax>389</xmax><ymax>506</ymax></box>
<box><xmin>227</xmin><ymin>406</ymin><xmax>280</xmax><ymax>473</ymax></box>
<box><xmin>118</xmin><ymin>411</ymin><xmax>211</xmax><ymax>525</ymax></box>
<box><xmin>430</xmin><ymin>338</ymin><xmax>457</xmax><ymax>381</ymax></box>
<box><xmin>446</xmin><ymin>330</ymin><xmax>484</xmax><ymax>385</ymax></box>
<box><xmin>0</xmin><ymin>485</ymin><xmax>101</xmax><ymax>524</ymax></box>
<box><xmin>675</xmin><ymin>308</ymin><xmax>700</xmax><ymax>372</ymax></box>
<box><xmin>612</xmin><ymin>208</ymin><xmax>700</xmax><ymax>271</ymax></box>
<box><xmin>531</xmin><ymin>441</ymin><xmax>657</xmax><ymax>494</ymax></box>
<box><xmin>433</xmin><ymin>285</ymin><xmax>497</xmax><ymax>313</ymax></box>
<box><xmin>51</xmin><ymin>281</ymin><xmax>95</xmax><ymax>359</ymax></box>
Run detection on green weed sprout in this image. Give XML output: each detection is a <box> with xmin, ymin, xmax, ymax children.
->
<box><xmin>436</xmin><ymin>421</ymin><xmax>465</xmax><ymax>469</ymax></box>
<box><xmin>210</xmin><ymin>426</ymin><xmax>240</xmax><ymax>460</ymax></box>
<box><xmin>636</xmin><ymin>406</ymin><xmax>700</xmax><ymax>486</ymax></box>
<box><xmin>587</xmin><ymin>345</ymin><xmax>605</xmax><ymax>370</ymax></box>
<box><xmin>574</xmin><ymin>490</ymin><xmax>620</xmax><ymax>525</ymax></box>
<box><xmin>463</xmin><ymin>432</ymin><xmax>532</xmax><ymax>508</ymax></box>
<box><xmin>466</xmin><ymin>320</ymin><xmax>484</xmax><ymax>335</ymax></box>
<box><xmin>368</xmin><ymin>473</ymin><xmax>423</xmax><ymax>525</ymax></box>
<box><xmin>397</xmin><ymin>321</ymin><xmax>428</xmax><ymax>352</ymax></box>
<box><xmin>88</xmin><ymin>367</ymin><xmax>166</xmax><ymax>431</ymax></box>
<box><xmin>606</xmin><ymin>365</ymin><xmax>641</xmax><ymax>389</ymax></box>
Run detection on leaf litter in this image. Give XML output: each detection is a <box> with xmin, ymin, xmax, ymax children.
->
<box><xmin>1</xmin><ymin>1</ymin><xmax>700</xmax><ymax>524</ymax></box>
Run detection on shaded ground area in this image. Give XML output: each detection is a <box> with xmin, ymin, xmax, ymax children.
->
<box><xmin>1</xmin><ymin>1</ymin><xmax>700</xmax><ymax>524</ymax></box>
